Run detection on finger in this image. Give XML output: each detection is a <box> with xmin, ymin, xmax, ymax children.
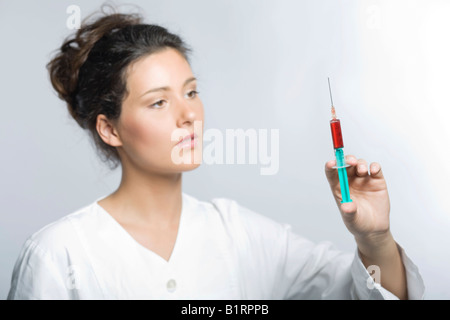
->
<box><xmin>345</xmin><ymin>155</ymin><xmax>357</xmax><ymax>166</ymax></box>
<box><xmin>325</xmin><ymin>155</ymin><xmax>357</xmax><ymax>182</ymax></box>
<box><xmin>354</xmin><ymin>158</ymin><xmax>369</xmax><ymax>177</ymax></box>
<box><xmin>370</xmin><ymin>162</ymin><xmax>384</xmax><ymax>179</ymax></box>
<box><xmin>325</xmin><ymin>159</ymin><xmax>337</xmax><ymax>182</ymax></box>
<box><xmin>345</xmin><ymin>155</ymin><xmax>359</xmax><ymax>177</ymax></box>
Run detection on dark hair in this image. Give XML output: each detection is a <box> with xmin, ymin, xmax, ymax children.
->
<box><xmin>47</xmin><ymin>5</ymin><xmax>192</xmax><ymax>170</ymax></box>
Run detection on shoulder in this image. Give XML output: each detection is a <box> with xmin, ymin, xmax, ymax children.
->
<box><xmin>24</xmin><ymin>200</ymin><xmax>99</xmax><ymax>256</ymax></box>
<box><xmin>8</xmin><ymin>200</ymin><xmax>103</xmax><ymax>300</ymax></box>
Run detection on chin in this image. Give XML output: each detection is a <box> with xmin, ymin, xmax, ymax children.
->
<box><xmin>170</xmin><ymin>145</ymin><xmax>203</xmax><ymax>171</ymax></box>
<box><xmin>180</xmin><ymin>162</ymin><xmax>202</xmax><ymax>172</ymax></box>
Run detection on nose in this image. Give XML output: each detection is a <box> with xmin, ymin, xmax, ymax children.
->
<box><xmin>176</xmin><ymin>99</ymin><xmax>197</xmax><ymax>128</ymax></box>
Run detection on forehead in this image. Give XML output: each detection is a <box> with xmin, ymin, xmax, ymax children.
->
<box><xmin>126</xmin><ymin>48</ymin><xmax>193</xmax><ymax>93</ymax></box>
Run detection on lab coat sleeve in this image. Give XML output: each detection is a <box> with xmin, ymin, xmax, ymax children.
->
<box><xmin>275</xmin><ymin>226</ymin><xmax>356</xmax><ymax>299</ymax></box>
<box><xmin>350</xmin><ymin>243</ymin><xmax>425</xmax><ymax>300</ymax></box>
<box><xmin>7</xmin><ymin>238</ymin><xmax>72</xmax><ymax>300</ymax></box>
<box><xmin>223</xmin><ymin>198</ymin><xmax>425</xmax><ymax>300</ymax></box>
<box><xmin>221</xmin><ymin>198</ymin><xmax>359</xmax><ymax>299</ymax></box>
<box><xmin>277</xmin><ymin>225</ymin><xmax>425</xmax><ymax>300</ymax></box>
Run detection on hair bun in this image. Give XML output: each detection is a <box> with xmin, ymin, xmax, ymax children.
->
<box><xmin>47</xmin><ymin>5</ymin><xmax>142</xmax><ymax>123</ymax></box>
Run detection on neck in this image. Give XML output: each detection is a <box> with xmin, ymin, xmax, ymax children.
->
<box><xmin>108</xmin><ymin>164</ymin><xmax>183</xmax><ymax>227</ymax></box>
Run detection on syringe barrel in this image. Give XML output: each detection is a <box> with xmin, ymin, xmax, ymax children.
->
<box><xmin>330</xmin><ymin>119</ymin><xmax>344</xmax><ymax>149</ymax></box>
<box><xmin>335</xmin><ymin>148</ymin><xmax>352</xmax><ymax>203</ymax></box>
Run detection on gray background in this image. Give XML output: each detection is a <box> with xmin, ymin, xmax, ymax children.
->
<box><xmin>1</xmin><ymin>0</ymin><xmax>449</xmax><ymax>299</ymax></box>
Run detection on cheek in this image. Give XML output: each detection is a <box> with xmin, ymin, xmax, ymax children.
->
<box><xmin>120</xmin><ymin>114</ymin><xmax>171</xmax><ymax>155</ymax></box>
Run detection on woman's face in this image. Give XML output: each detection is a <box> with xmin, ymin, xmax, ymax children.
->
<box><xmin>113</xmin><ymin>48</ymin><xmax>204</xmax><ymax>175</ymax></box>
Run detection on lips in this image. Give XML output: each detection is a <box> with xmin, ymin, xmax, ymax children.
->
<box><xmin>177</xmin><ymin>133</ymin><xmax>197</xmax><ymax>146</ymax></box>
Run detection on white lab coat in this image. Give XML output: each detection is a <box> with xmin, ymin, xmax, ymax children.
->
<box><xmin>7</xmin><ymin>193</ymin><xmax>425</xmax><ymax>299</ymax></box>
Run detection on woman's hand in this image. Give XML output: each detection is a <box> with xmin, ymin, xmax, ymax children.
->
<box><xmin>324</xmin><ymin>155</ymin><xmax>391</xmax><ymax>242</ymax></box>
<box><xmin>325</xmin><ymin>155</ymin><xmax>408</xmax><ymax>299</ymax></box>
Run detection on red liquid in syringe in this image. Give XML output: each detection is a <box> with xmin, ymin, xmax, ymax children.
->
<box><xmin>330</xmin><ymin>106</ymin><xmax>344</xmax><ymax>149</ymax></box>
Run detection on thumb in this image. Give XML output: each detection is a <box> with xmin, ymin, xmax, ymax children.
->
<box><xmin>339</xmin><ymin>201</ymin><xmax>357</xmax><ymax>223</ymax></box>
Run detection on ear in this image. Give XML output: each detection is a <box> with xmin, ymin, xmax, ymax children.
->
<box><xmin>96</xmin><ymin>114</ymin><xmax>122</xmax><ymax>147</ymax></box>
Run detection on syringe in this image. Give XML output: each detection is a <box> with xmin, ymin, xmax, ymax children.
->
<box><xmin>327</xmin><ymin>78</ymin><xmax>352</xmax><ymax>203</ymax></box>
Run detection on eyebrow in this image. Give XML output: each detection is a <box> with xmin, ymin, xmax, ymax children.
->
<box><xmin>139</xmin><ymin>77</ymin><xmax>197</xmax><ymax>98</ymax></box>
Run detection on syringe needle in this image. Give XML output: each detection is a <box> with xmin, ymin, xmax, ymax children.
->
<box><xmin>328</xmin><ymin>77</ymin><xmax>337</xmax><ymax>119</ymax></box>
<box><xmin>327</xmin><ymin>77</ymin><xmax>334</xmax><ymax>106</ymax></box>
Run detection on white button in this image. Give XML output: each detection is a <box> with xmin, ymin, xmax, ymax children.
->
<box><xmin>166</xmin><ymin>279</ymin><xmax>176</xmax><ymax>293</ymax></box>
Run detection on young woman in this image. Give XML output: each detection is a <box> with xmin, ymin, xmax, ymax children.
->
<box><xmin>7</xmin><ymin>7</ymin><xmax>424</xmax><ymax>300</ymax></box>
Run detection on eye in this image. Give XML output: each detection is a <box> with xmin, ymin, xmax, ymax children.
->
<box><xmin>150</xmin><ymin>100</ymin><xmax>166</xmax><ymax>109</ymax></box>
<box><xmin>186</xmin><ymin>90</ymin><xmax>200</xmax><ymax>99</ymax></box>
